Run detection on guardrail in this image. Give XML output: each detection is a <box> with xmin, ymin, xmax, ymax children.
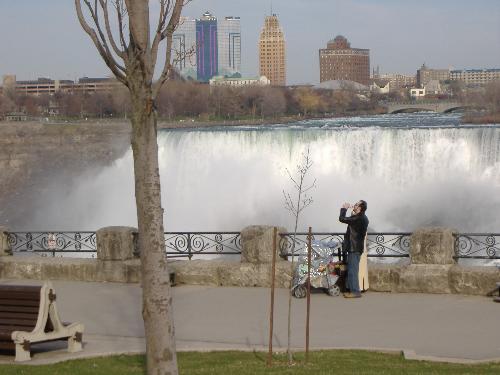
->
<box><xmin>162</xmin><ymin>232</ymin><xmax>242</xmax><ymax>259</ymax></box>
<box><xmin>6</xmin><ymin>231</ymin><xmax>499</xmax><ymax>261</ymax></box>
<box><xmin>7</xmin><ymin>232</ymin><xmax>97</xmax><ymax>258</ymax></box>
<box><xmin>279</xmin><ymin>233</ymin><xmax>411</xmax><ymax>259</ymax></box>
<box><xmin>454</xmin><ymin>233</ymin><xmax>500</xmax><ymax>259</ymax></box>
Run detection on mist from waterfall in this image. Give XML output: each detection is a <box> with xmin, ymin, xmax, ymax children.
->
<box><xmin>21</xmin><ymin>113</ymin><xmax>500</xmax><ymax>233</ymax></box>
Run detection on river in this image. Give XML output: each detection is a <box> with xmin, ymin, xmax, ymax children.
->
<box><xmin>21</xmin><ymin>112</ymin><xmax>500</xmax><ymax>234</ymax></box>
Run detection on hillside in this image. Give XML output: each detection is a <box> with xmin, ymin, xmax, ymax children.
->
<box><xmin>0</xmin><ymin>121</ymin><xmax>131</xmax><ymax>229</ymax></box>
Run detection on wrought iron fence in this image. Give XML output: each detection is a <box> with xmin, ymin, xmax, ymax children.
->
<box><xmin>454</xmin><ymin>234</ymin><xmax>500</xmax><ymax>259</ymax></box>
<box><xmin>279</xmin><ymin>232</ymin><xmax>411</xmax><ymax>258</ymax></box>
<box><xmin>162</xmin><ymin>232</ymin><xmax>242</xmax><ymax>259</ymax></box>
<box><xmin>366</xmin><ymin>233</ymin><xmax>411</xmax><ymax>258</ymax></box>
<box><xmin>7</xmin><ymin>232</ymin><xmax>97</xmax><ymax>257</ymax></box>
<box><xmin>279</xmin><ymin>233</ymin><xmax>343</xmax><ymax>259</ymax></box>
<box><xmin>6</xmin><ymin>231</ymin><xmax>499</xmax><ymax>261</ymax></box>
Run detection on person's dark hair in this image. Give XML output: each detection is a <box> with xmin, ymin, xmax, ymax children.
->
<box><xmin>358</xmin><ymin>200</ymin><xmax>367</xmax><ymax>212</ymax></box>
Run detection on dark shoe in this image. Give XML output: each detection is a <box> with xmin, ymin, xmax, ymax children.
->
<box><xmin>344</xmin><ymin>292</ymin><xmax>362</xmax><ymax>298</ymax></box>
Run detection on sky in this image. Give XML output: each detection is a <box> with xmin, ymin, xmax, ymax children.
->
<box><xmin>0</xmin><ymin>0</ymin><xmax>499</xmax><ymax>85</ymax></box>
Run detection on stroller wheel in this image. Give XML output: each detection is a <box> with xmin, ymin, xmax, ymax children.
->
<box><xmin>327</xmin><ymin>285</ymin><xmax>340</xmax><ymax>297</ymax></box>
<box><xmin>293</xmin><ymin>285</ymin><xmax>307</xmax><ymax>298</ymax></box>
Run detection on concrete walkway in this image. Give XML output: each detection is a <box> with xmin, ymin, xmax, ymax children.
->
<box><xmin>0</xmin><ymin>279</ymin><xmax>499</xmax><ymax>365</ymax></box>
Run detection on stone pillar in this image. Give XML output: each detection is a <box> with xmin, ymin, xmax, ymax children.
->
<box><xmin>96</xmin><ymin>227</ymin><xmax>137</xmax><ymax>261</ymax></box>
<box><xmin>240</xmin><ymin>225</ymin><xmax>287</xmax><ymax>264</ymax></box>
<box><xmin>410</xmin><ymin>227</ymin><xmax>457</xmax><ymax>265</ymax></box>
<box><xmin>0</xmin><ymin>227</ymin><xmax>12</xmax><ymax>256</ymax></box>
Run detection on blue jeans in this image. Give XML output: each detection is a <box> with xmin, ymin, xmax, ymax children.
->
<box><xmin>346</xmin><ymin>252</ymin><xmax>361</xmax><ymax>294</ymax></box>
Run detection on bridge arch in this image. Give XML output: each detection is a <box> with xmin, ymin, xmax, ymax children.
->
<box><xmin>389</xmin><ymin>107</ymin><xmax>437</xmax><ymax>114</ymax></box>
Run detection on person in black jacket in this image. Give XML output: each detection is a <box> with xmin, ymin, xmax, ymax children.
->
<box><xmin>339</xmin><ymin>200</ymin><xmax>369</xmax><ymax>298</ymax></box>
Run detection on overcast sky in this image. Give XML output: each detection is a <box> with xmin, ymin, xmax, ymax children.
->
<box><xmin>1</xmin><ymin>0</ymin><xmax>499</xmax><ymax>84</ymax></box>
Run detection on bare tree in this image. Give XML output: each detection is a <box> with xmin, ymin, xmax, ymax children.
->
<box><xmin>0</xmin><ymin>93</ymin><xmax>16</xmax><ymax>116</ymax></box>
<box><xmin>282</xmin><ymin>147</ymin><xmax>316</xmax><ymax>364</ymax></box>
<box><xmin>260</xmin><ymin>88</ymin><xmax>286</xmax><ymax>118</ymax></box>
<box><xmin>75</xmin><ymin>1</ymin><xmax>188</xmax><ymax>374</ymax></box>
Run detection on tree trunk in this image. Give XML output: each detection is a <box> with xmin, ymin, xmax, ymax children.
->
<box><xmin>130</xmin><ymin>92</ymin><xmax>177</xmax><ymax>375</ymax></box>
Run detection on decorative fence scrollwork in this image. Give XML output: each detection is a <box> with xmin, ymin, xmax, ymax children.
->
<box><xmin>163</xmin><ymin>232</ymin><xmax>242</xmax><ymax>259</ymax></box>
<box><xmin>7</xmin><ymin>232</ymin><xmax>97</xmax><ymax>257</ymax></box>
<box><xmin>279</xmin><ymin>232</ymin><xmax>411</xmax><ymax>258</ymax></box>
<box><xmin>366</xmin><ymin>233</ymin><xmax>411</xmax><ymax>258</ymax></box>
<box><xmin>6</xmin><ymin>230</ymin><xmax>499</xmax><ymax>262</ymax></box>
<box><xmin>454</xmin><ymin>234</ymin><xmax>500</xmax><ymax>259</ymax></box>
<box><xmin>279</xmin><ymin>233</ymin><xmax>344</xmax><ymax>258</ymax></box>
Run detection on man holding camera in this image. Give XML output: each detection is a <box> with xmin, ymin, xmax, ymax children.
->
<box><xmin>339</xmin><ymin>200</ymin><xmax>369</xmax><ymax>298</ymax></box>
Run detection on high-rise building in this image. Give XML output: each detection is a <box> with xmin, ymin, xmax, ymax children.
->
<box><xmin>173</xmin><ymin>13</ymin><xmax>242</xmax><ymax>82</ymax></box>
<box><xmin>259</xmin><ymin>14</ymin><xmax>286</xmax><ymax>86</ymax></box>
<box><xmin>319</xmin><ymin>36</ymin><xmax>370</xmax><ymax>85</ymax></box>
<box><xmin>172</xmin><ymin>17</ymin><xmax>197</xmax><ymax>80</ymax></box>
<box><xmin>218</xmin><ymin>17</ymin><xmax>241</xmax><ymax>78</ymax></box>
<box><xmin>196</xmin><ymin>12</ymin><xmax>218</xmax><ymax>82</ymax></box>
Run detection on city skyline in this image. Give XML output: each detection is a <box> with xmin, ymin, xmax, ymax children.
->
<box><xmin>0</xmin><ymin>0</ymin><xmax>499</xmax><ymax>84</ymax></box>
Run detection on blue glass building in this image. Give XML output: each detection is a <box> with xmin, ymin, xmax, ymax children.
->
<box><xmin>196</xmin><ymin>12</ymin><xmax>218</xmax><ymax>82</ymax></box>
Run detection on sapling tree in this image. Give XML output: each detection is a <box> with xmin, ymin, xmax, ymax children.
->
<box><xmin>282</xmin><ymin>146</ymin><xmax>316</xmax><ymax>364</ymax></box>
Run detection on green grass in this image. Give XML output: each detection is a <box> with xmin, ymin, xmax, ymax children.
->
<box><xmin>0</xmin><ymin>350</ymin><xmax>499</xmax><ymax>375</ymax></box>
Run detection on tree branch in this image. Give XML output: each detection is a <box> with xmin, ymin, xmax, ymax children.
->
<box><xmin>113</xmin><ymin>0</ymin><xmax>127</xmax><ymax>50</ymax></box>
<box><xmin>151</xmin><ymin>0</ymin><xmax>171</xmax><ymax>69</ymax></box>
<box><xmin>152</xmin><ymin>0</ymin><xmax>185</xmax><ymax>98</ymax></box>
<box><xmin>99</xmin><ymin>0</ymin><xmax>126</xmax><ymax>57</ymax></box>
<box><xmin>75</xmin><ymin>0</ymin><xmax>128</xmax><ymax>85</ymax></box>
<box><xmin>83</xmin><ymin>1</ymin><xmax>125</xmax><ymax>72</ymax></box>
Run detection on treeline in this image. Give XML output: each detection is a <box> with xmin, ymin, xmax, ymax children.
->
<box><xmin>461</xmin><ymin>81</ymin><xmax>500</xmax><ymax>123</ymax></box>
<box><xmin>464</xmin><ymin>81</ymin><xmax>500</xmax><ymax>113</ymax></box>
<box><xmin>0</xmin><ymin>81</ymin><xmax>381</xmax><ymax>120</ymax></box>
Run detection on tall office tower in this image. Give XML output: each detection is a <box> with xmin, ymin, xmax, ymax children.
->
<box><xmin>259</xmin><ymin>14</ymin><xmax>286</xmax><ymax>86</ymax></box>
<box><xmin>319</xmin><ymin>35</ymin><xmax>370</xmax><ymax>85</ymax></box>
<box><xmin>196</xmin><ymin>11</ymin><xmax>218</xmax><ymax>82</ymax></box>
<box><xmin>172</xmin><ymin>17</ymin><xmax>197</xmax><ymax>80</ymax></box>
<box><xmin>217</xmin><ymin>17</ymin><xmax>241</xmax><ymax>78</ymax></box>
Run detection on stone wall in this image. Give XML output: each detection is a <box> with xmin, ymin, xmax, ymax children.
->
<box><xmin>0</xmin><ymin>226</ymin><xmax>498</xmax><ymax>296</ymax></box>
<box><xmin>368</xmin><ymin>264</ymin><xmax>500</xmax><ymax>295</ymax></box>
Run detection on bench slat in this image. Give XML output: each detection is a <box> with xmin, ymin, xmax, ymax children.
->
<box><xmin>0</xmin><ymin>299</ymin><xmax>41</xmax><ymax>307</ymax></box>
<box><xmin>0</xmin><ymin>320</ymin><xmax>36</xmax><ymax>327</ymax></box>
<box><xmin>0</xmin><ymin>292</ymin><xmax>40</xmax><ymax>301</ymax></box>
<box><xmin>0</xmin><ymin>325</ymin><xmax>37</xmax><ymax>336</ymax></box>
<box><xmin>0</xmin><ymin>312</ymin><xmax>38</xmax><ymax>320</ymax></box>
<box><xmin>0</xmin><ymin>306</ymin><xmax>40</xmax><ymax>314</ymax></box>
<box><xmin>0</xmin><ymin>286</ymin><xmax>41</xmax><ymax>293</ymax></box>
<box><xmin>0</xmin><ymin>341</ymin><xmax>15</xmax><ymax>350</ymax></box>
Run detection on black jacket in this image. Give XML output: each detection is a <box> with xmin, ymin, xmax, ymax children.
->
<box><xmin>339</xmin><ymin>208</ymin><xmax>369</xmax><ymax>253</ymax></box>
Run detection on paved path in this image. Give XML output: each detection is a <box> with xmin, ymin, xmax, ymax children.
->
<box><xmin>0</xmin><ymin>279</ymin><xmax>499</xmax><ymax>365</ymax></box>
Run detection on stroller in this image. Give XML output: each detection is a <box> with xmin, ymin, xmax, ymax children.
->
<box><xmin>291</xmin><ymin>239</ymin><xmax>346</xmax><ymax>298</ymax></box>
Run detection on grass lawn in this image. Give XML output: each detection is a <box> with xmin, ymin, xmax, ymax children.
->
<box><xmin>1</xmin><ymin>350</ymin><xmax>499</xmax><ymax>375</ymax></box>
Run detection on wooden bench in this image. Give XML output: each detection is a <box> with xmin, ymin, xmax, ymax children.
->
<box><xmin>0</xmin><ymin>282</ymin><xmax>84</xmax><ymax>361</ymax></box>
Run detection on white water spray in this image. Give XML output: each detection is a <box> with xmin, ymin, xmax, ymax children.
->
<box><xmin>22</xmin><ymin>115</ymin><xmax>500</xmax><ymax>233</ymax></box>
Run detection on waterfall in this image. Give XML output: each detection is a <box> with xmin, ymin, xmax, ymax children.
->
<box><xmin>21</xmin><ymin>114</ymin><xmax>500</xmax><ymax>233</ymax></box>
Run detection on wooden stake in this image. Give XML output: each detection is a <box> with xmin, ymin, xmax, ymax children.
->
<box><xmin>306</xmin><ymin>226</ymin><xmax>312</xmax><ymax>362</ymax></box>
<box><xmin>268</xmin><ymin>227</ymin><xmax>278</xmax><ymax>367</ymax></box>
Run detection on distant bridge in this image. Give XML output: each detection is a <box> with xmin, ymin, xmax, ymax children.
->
<box><xmin>385</xmin><ymin>101</ymin><xmax>471</xmax><ymax>114</ymax></box>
